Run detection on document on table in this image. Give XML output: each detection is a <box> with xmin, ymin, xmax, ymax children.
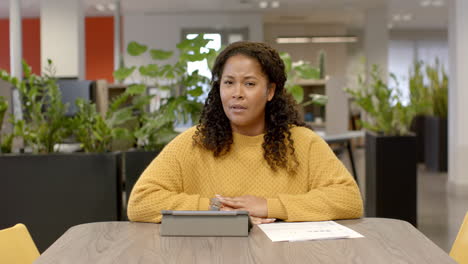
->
<box><xmin>258</xmin><ymin>221</ymin><xmax>364</xmax><ymax>242</ymax></box>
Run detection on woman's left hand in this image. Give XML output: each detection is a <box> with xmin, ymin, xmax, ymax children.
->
<box><xmin>216</xmin><ymin>195</ymin><xmax>268</xmax><ymax>218</ymax></box>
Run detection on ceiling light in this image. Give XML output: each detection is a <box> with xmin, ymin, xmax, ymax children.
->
<box><xmin>420</xmin><ymin>0</ymin><xmax>445</xmax><ymax>7</ymax></box>
<box><xmin>95</xmin><ymin>4</ymin><xmax>105</xmax><ymax>11</ymax></box>
<box><xmin>393</xmin><ymin>14</ymin><xmax>401</xmax><ymax>21</ymax></box>
<box><xmin>387</xmin><ymin>23</ymin><xmax>393</xmax><ymax>29</ymax></box>
<box><xmin>402</xmin><ymin>13</ymin><xmax>412</xmax><ymax>21</ymax></box>
<box><xmin>271</xmin><ymin>1</ymin><xmax>280</xmax><ymax>8</ymax></box>
<box><xmin>276</xmin><ymin>36</ymin><xmax>358</xmax><ymax>44</ymax></box>
<box><xmin>420</xmin><ymin>0</ymin><xmax>431</xmax><ymax>7</ymax></box>
<box><xmin>259</xmin><ymin>1</ymin><xmax>268</xmax><ymax>8</ymax></box>
<box><xmin>432</xmin><ymin>0</ymin><xmax>444</xmax><ymax>6</ymax></box>
<box><xmin>107</xmin><ymin>3</ymin><xmax>116</xmax><ymax>11</ymax></box>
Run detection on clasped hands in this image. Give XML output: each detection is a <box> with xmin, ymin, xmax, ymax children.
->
<box><xmin>215</xmin><ymin>194</ymin><xmax>276</xmax><ymax>225</ymax></box>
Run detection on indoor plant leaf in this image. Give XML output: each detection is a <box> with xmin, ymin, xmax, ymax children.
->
<box><xmin>127</xmin><ymin>41</ymin><xmax>148</xmax><ymax>56</ymax></box>
<box><xmin>150</xmin><ymin>49</ymin><xmax>173</xmax><ymax>60</ymax></box>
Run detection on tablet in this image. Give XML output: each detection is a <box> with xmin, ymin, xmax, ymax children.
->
<box><xmin>160</xmin><ymin>210</ymin><xmax>253</xmax><ymax>237</ymax></box>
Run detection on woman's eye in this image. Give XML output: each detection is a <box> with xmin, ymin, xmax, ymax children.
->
<box><xmin>223</xmin><ymin>80</ymin><xmax>233</xmax><ymax>85</ymax></box>
<box><xmin>246</xmin><ymin>82</ymin><xmax>256</xmax><ymax>87</ymax></box>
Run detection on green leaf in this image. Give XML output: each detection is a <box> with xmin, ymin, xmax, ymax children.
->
<box><xmin>127</xmin><ymin>84</ymin><xmax>146</xmax><ymax>95</ymax></box>
<box><xmin>113</xmin><ymin>66</ymin><xmax>136</xmax><ymax>82</ymax></box>
<box><xmin>139</xmin><ymin>64</ymin><xmax>159</xmax><ymax>77</ymax></box>
<box><xmin>295</xmin><ymin>64</ymin><xmax>320</xmax><ymax>79</ymax></box>
<box><xmin>150</xmin><ymin>49</ymin><xmax>173</xmax><ymax>60</ymax></box>
<box><xmin>160</xmin><ymin>65</ymin><xmax>176</xmax><ymax>79</ymax></box>
<box><xmin>22</xmin><ymin>59</ymin><xmax>32</xmax><ymax>78</ymax></box>
<box><xmin>107</xmin><ymin>107</ymin><xmax>134</xmax><ymax>127</ymax></box>
<box><xmin>112</xmin><ymin>127</ymin><xmax>132</xmax><ymax>140</ymax></box>
<box><xmin>280</xmin><ymin>52</ymin><xmax>292</xmax><ymax>77</ymax></box>
<box><xmin>309</xmin><ymin>94</ymin><xmax>328</xmax><ymax>106</ymax></box>
<box><xmin>127</xmin><ymin>41</ymin><xmax>148</xmax><ymax>56</ymax></box>
<box><xmin>289</xmin><ymin>84</ymin><xmax>304</xmax><ymax>103</ymax></box>
<box><xmin>187</xmin><ymin>86</ymin><xmax>203</xmax><ymax>97</ymax></box>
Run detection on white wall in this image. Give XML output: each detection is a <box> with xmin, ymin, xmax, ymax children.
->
<box><xmin>123</xmin><ymin>12</ymin><xmax>263</xmax><ymax>69</ymax></box>
<box><xmin>264</xmin><ymin>23</ymin><xmax>350</xmax><ymax>134</ymax></box>
<box><xmin>389</xmin><ymin>30</ymin><xmax>448</xmax><ymax>104</ymax></box>
<box><xmin>40</xmin><ymin>0</ymin><xmax>85</xmax><ymax>79</ymax></box>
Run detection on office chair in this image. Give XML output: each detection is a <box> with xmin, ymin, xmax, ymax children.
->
<box><xmin>0</xmin><ymin>223</ymin><xmax>40</xmax><ymax>264</ymax></box>
<box><xmin>450</xmin><ymin>212</ymin><xmax>468</xmax><ymax>264</ymax></box>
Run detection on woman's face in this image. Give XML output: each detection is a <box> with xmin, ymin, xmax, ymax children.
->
<box><xmin>220</xmin><ymin>54</ymin><xmax>275</xmax><ymax>136</ymax></box>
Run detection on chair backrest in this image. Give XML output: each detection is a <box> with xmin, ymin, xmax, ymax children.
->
<box><xmin>451</xmin><ymin>212</ymin><xmax>468</xmax><ymax>264</ymax></box>
<box><xmin>0</xmin><ymin>223</ymin><xmax>40</xmax><ymax>264</ymax></box>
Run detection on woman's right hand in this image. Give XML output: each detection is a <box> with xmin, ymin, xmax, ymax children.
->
<box><xmin>220</xmin><ymin>205</ymin><xmax>276</xmax><ymax>224</ymax></box>
<box><xmin>249</xmin><ymin>216</ymin><xmax>276</xmax><ymax>225</ymax></box>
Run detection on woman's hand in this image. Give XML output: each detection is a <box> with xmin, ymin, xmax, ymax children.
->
<box><xmin>216</xmin><ymin>195</ymin><xmax>268</xmax><ymax>218</ymax></box>
<box><xmin>219</xmin><ymin>204</ymin><xmax>276</xmax><ymax>225</ymax></box>
<box><xmin>249</xmin><ymin>216</ymin><xmax>276</xmax><ymax>225</ymax></box>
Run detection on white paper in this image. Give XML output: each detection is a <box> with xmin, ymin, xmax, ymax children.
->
<box><xmin>258</xmin><ymin>221</ymin><xmax>364</xmax><ymax>242</ymax></box>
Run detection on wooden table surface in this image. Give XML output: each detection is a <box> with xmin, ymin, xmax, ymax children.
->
<box><xmin>34</xmin><ymin>218</ymin><xmax>455</xmax><ymax>264</ymax></box>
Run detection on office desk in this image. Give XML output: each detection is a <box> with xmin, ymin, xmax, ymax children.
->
<box><xmin>321</xmin><ymin>130</ymin><xmax>364</xmax><ymax>184</ymax></box>
<box><xmin>35</xmin><ymin>218</ymin><xmax>454</xmax><ymax>264</ymax></box>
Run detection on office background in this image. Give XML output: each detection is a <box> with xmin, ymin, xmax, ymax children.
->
<box><xmin>0</xmin><ymin>0</ymin><xmax>467</xmax><ymax>254</ymax></box>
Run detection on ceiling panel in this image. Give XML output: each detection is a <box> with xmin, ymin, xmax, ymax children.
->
<box><xmin>0</xmin><ymin>0</ymin><xmax>448</xmax><ymax>30</ymax></box>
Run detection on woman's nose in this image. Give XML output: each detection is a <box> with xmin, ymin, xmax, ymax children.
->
<box><xmin>232</xmin><ymin>84</ymin><xmax>245</xmax><ymax>99</ymax></box>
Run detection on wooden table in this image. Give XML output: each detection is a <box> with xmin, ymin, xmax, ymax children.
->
<box><xmin>34</xmin><ymin>218</ymin><xmax>455</xmax><ymax>264</ymax></box>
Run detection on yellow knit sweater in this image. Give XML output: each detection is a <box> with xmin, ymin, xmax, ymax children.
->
<box><xmin>127</xmin><ymin>126</ymin><xmax>363</xmax><ymax>223</ymax></box>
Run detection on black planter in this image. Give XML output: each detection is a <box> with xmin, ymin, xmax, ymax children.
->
<box><xmin>410</xmin><ymin>115</ymin><xmax>426</xmax><ymax>163</ymax></box>
<box><xmin>121</xmin><ymin>150</ymin><xmax>160</xmax><ymax>220</ymax></box>
<box><xmin>0</xmin><ymin>153</ymin><xmax>121</xmax><ymax>252</ymax></box>
<box><xmin>424</xmin><ymin>116</ymin><xmax>448</xmax><ymax>172</ymax></box>
<box><xmin>365</xmin><ymin>132</ymin><xmax>417</xmax><ymax>226</ymax></box>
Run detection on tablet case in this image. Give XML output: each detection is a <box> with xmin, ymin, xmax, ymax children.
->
<box><xmin>160</xmin><ymin>210</ymin><xmax>252</xmax><ymax>237</ymax></box>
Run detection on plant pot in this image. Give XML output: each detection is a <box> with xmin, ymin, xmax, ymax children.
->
<box><xmin>121</xmin><ymin>150</ymin><xmax>160</xmax><ymax>220</ymax></box>
<box><xmin>365</xmin><ymin>132</ymin><xmax>417</xmax><ymax>226</ymax></box>
<box><xmin>0</xmin><ymin>153</ymin><xmax>121</xmax><ymax>252</ymax></box>
<box><xmin>410</xmin><ymin>115</ymin><xmax>427</xmax><ymax>163</ymax></box>
<box><xmin>424</xmin><ymin>116</ymin><xmax>447</xmax><ymax>172</ymax></box>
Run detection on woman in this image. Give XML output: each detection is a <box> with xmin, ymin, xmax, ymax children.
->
<box><xmin>127</xmin><ymin>41</ymin><xmax>363</xmax><ymax>224</ymax></box>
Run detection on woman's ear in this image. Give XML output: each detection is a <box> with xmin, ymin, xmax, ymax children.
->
<box><xmin>267</xmin><ymin>83</ymin><xmax>276</xmax><ymax>101</ymax></box>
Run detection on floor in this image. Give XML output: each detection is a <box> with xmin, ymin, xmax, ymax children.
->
<box><xmin>339</xmin><ymin>146</ymin><xmax>468</xmax><ymax>253</ymax></box>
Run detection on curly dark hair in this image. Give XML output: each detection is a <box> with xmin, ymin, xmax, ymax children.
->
<box><xmin>193</xmin><ymin>41</ymin><xmax>306</xmax><ymax>173</ymax></box>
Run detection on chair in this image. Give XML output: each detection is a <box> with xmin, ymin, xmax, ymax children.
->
<box><xmin>0</xmin><ymin>223</ymin><xmax>40</xmax><ymax>264</ymax></box>
<box><xmin>451</xmin><ymin>212</ymin><xmax>468</xmax><ymax>264</ymax></box>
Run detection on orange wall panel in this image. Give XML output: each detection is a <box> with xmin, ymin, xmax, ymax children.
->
<box><xmin>0</xmin><ymin>17</ymin><xmax>114</xmax><ymax>82</ymax></box>
<box><xmin>0</xmin><ymin>19</ymin><xmax>11</xmax><ymax>72</ymax></box>
<box><xmin>85</xmin><ymin>16</ymin><xmax>114</xmax><ymax>82</ymax></box>
<box><xmin>0</xmin><ymin>18</ymin><xmax>41</xmax><ymax>75</ymax></box>
<box><xmin>22</xmin><ymin>18</ymin><xmax>41</xmax><ymax>75</ymax></box>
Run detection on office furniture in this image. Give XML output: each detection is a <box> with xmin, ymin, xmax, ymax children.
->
<box><xmin>0</xmin><ymin>153</ymin><xmax>121</xmax><ymax>252</ymax></box>
<box><xmin>322</xmin><ymin>130</ymin><xmax>364</xmax><ymax>184</ymax></box>
<box><xmin>120</xmin><ymin>150</ymin><xmax>160</xmax><ymax>220</ymax></box>
<box><xmin>297</xmin><ymin>79</ymin><xmax>327</xmax><ymax>130</ymax></box>
<box><xmin>57</xmin><ymin>79</ymin><xmax>94</xmax><ymax>116</ymax></box>
<box><xmin>35</xmin><ymin>218</ymin><xmax>454</xmax><ymax>263</ymax></box>
<box><xmin>425</xmin><ymin>116</ymin><xmax>448</xmax><ymax>172</ymax></box>
<box><xmin>365</xmin><ymin>132</ymin><xmax>417</xmax><ymax>227</ymax></box>
<box><xmin>450</xmin><ymin>212</ymin><xmax>468</xmax><ymax>264</ymax></box>
<box><xmin>0</xmin><ymin>223</ymin><xmax>40</xmax><ymax>264</ymax></box>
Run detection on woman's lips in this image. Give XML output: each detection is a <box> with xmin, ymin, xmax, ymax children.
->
<box><xmin>230</xmin><ymin>104</ymin><xmax>247</xmax><ymax>113</ymax></box>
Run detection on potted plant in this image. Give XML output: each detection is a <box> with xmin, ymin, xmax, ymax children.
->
<box><xmin>424</xmin><ymin>60</ymin><xmax>448</xmax><ymax>172</ymax></box>
<box><xmin>280</xmin><ymin>52</ymin><xmax>327</xmax><ymax>123</ymax></box>
<box><xmin>112</xmin><ymin>35</ymin><xmax>216</xmax><ymax>218</ymax></box>
<box><xmin>409</xmin><ymin>61</ymin><xmax>433</xmax><ymax>163</ymax></box>
<box><xmin>0</xmin><ymin>96</ymin><xmax>13</xmax><ymax>153</ymax></box>
<box><xmin>345</xmin><ymin>64</ymin><xmax>418</xmax><ymax>226</ymax></box>
<box><xmin>0</xmin><ymin>61</ymin><xmax>121</xmax><ymax>252</ymax></box>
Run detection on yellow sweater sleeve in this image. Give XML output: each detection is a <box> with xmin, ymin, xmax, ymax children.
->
<box><xmin>267</xmin><ymin>135</ymin><xmax>363</xmax><ymax>222</ymax></box>
<box><xmin>127</xmin><ymin>134</ymin><xmax>210</xmax><ymax>223</ymax></box>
